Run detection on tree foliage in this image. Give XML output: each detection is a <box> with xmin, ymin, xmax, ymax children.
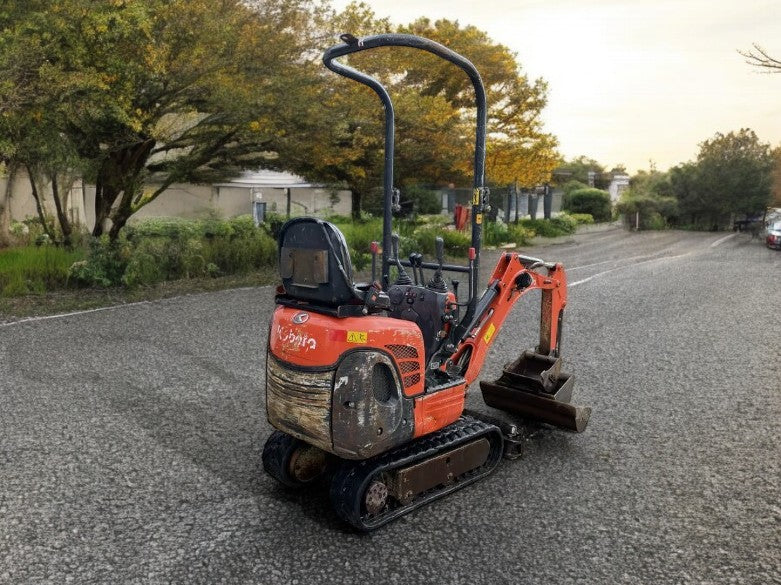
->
<box><xmin>289</xmin><ymin>5</ymin><xmax>559</xmax><ymax>216</ymax></box>
<box><xmin>616</xmin><ymin>170</ymin><xmax>678</xmax><ymax>230</ymax></box>
<box><xmin>0</xmin><ymin>0</ymin><xmax>324</xmax><ymax>239</ymax></box>
<box><xmin>617</xmin><ymin>130</ymin><xmax>774</xmax><ymax>230</ymax></box>
<box><xmin>770</xmin><ymin>147</ymin><xmax>781</xmax><ymax>207</ymax></box>
<box><xmin>1</xmin><ymin>0</ymin><xmax>559</xmax><ymax>233</ymax></box>
<box><xmin>686</xmin><ymin>129</ymin><xmax>773</xmax><ymax>226</ymax></box>
<box><xmin>554</xmin><ymin>156</ymin><xmax>611</xmax><ymax>189</ymax></box>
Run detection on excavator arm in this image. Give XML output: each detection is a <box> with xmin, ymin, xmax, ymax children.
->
<box><xmin>446</xmin><ymin>251</ymin><xmax>590</xmax><ymax>433</ymax></box>
<box><xmin>447</xmin><ymin>251</ymin><xmax>567</xmax><ymax>385</ymax></box>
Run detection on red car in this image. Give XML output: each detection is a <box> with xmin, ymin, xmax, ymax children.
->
<box><xmin>766</xmin><ymin>221</ymin><xmax>781</xmax><ymax>250</ymax></box>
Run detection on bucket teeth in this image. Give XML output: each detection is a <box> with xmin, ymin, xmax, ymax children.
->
<box><xmin>480</xmin><ymin>351</ymin><xmax>591</xmax><ymax>432</ymax></box>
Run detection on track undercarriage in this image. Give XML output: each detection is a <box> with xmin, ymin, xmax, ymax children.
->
<box><xmin>264</xmin><ymin>416</ymin><xmax>504</xmax><ymax>531</ymax></box>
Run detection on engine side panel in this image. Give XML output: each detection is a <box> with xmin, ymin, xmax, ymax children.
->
<box><xmin>269</xmin><ymin>305</ymin><xmax>426</xmax><ymax>397</ymax></box>
<box><xmin>332</xmin><ymin>351</ymin><xmax>414</xmax><ymax>459</ymax></box>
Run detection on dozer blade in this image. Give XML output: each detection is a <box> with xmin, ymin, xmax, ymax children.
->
<box><xmin>480</xmin><ymin>351</ymin><xmax>592</xmax><ymax>432</ymax></box>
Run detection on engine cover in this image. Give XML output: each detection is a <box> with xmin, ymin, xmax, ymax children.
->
<box><xmin>266</xmin><ymin>306</ymin><xmax>425</xmax><ymax>459</ymax></box>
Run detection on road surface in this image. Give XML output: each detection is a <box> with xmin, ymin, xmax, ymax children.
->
<box><xmin>1</xmin><ymin>227</ymin><xmax>779</xmax><ymax>584</ymax></box>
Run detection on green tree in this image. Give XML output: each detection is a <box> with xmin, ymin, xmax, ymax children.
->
<box><xmin>0</xmin><ymin>0</ymin><xmax>322</xmax><ymax>240</ymax></box>
<box><xmin>293</xmin><ymin>5</ymin><xmax>559</xmax><ymax>216</ymax></box>
<box><xmin>616</xmin><ymin>169</ymin><xmax>678</xmax><ymax>230</ymax></box>
<box><xmin>687</xmin><ymin>129</ymin><xmax>773</xmax><ymax>228</ymax></box>
<box><xmin>769</xmin><ymin>147</ymin><xmax>781</xmax><ymax>207</ymax></box>
<box><xmin>562</xmin><ymin>187</ymin><xmax>611</xmax><ymax>222</ymax></box>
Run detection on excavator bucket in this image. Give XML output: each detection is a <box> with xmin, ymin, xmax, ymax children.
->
<box><xmin>480</xmin><ymin>351</ymin><xmax>591</xmax><ymax>432</ymax></box>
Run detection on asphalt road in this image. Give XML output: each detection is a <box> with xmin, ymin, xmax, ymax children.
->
<box><xmin>1</xmin><ymin>227</ymin><xmax>779</xmax><ymax>584</ymax></box>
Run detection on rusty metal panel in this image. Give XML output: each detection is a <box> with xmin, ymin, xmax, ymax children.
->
<box><xmin>266</xmin><ymin>353</ymin><xmax>334</xmax><ymax>453</ymax></box>
<box><xmin>387</xmin><ymin>438</ymin><xmax>490</xmax><ymax>503</ymax></box>
<box><xmin>332</xmin><ymin>351</ymin><xmax>413</xmax><ymax>459</ymax></box>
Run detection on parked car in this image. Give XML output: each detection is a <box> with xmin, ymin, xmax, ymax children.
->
<box><xmin>766</xmin><ymin>221</ymin><xmax>781</xmax><ymax>250</ymax></box>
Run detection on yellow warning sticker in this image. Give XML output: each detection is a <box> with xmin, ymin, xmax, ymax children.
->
<box><xmin>346</xmin><ymin>331</ymin><xmax>368</xmax><ymax>344</ymax></box>
<box><xmin>483</xmin><ymin>323</ymin><xmax>496</xmax><ymax>344</ymax></box>
<box><xmin>475</xmin><ymin>213</ymin><xmax>483</xmax><ymax>225</ymax></box>
<box><xmin>472</xmin><ymin>188</ymin><xmax>480</xmax><ymax>205</ymax></box>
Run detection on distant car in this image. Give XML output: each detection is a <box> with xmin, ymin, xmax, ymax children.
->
<box><xmin>766</xmin><ymin>221</ymin><xmax>781</xmax><ymax>250</ymax></box>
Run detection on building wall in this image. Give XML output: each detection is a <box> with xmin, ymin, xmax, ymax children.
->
<box><xmin>252</xmin><ymin>187</ymin><xmax>351</xmax><ymax>218</ymax></box>
<box><xmin>0</xmin><ymin>169</ymin><xmax>89</xmax><ymax>227</ymax></box>
<box><xmin>2</xmin><ymin>171</ymin><xmax>351</xmax><ymax>229</ymax></box>
<box><xmin>608</xmin><ymin>174</ymin><xmax>630</xmax><ymax>203</ymax></box>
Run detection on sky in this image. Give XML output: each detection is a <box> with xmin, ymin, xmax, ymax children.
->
<box><xmin>328</xmin><ymin>0</ymin><xmax>781</xmax><ymax>174</ymax></box>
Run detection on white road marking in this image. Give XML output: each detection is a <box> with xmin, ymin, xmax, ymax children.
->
<box><xmin>568</xmin><ymin>252</ymin><xmax>666</xmax><ymax>271</ymax></box>
<box><xmin>0</xmin><ymin>301</ymin><xmax>151</xmax><ymax>328</ymax></box>
<box><xmin>0</xmin><ymin>285</ymin><xmax>273</xmax><ymax>329</ymax></box>
<box><xmin>570</xmin><ymin>253</ymin><xmax>690</xmax><ymax>287</ymax></box>
<box><xmin>710</xmin><ymin>233</ymin><xmax>737</xmax><ymax>248</ymax></box>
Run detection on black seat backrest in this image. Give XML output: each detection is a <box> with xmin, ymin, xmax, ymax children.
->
<box><xmin>278</xmin><ymin>218</ymin><xmax>356</xmax><ymax>306</ymax></box>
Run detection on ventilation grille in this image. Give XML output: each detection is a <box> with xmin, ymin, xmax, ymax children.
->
<box><xmin>385</xmin><ymin>344</ymin><xmax>418</xmax><ymax>360</ymax></box>
<box><xmin>403</xmin><ymin>373</ymin><xmax>421</xmax><ymax>387</ymax></box>
<box><xmin>386</xmin><ymin>344</ymin><xmax>421</xmax><ymax>389</ymax></box>
<box><xmin>372</xmin><ymin>363</ymin><xmax>394</xmax><ymax>403</ymax></box>
<box><xmin>398</xmin><ymin>361</ymin><xmax>418</xmax><ymax>374</ymax></box>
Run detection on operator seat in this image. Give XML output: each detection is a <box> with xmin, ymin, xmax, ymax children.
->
<box><xmin>278</xmin><ymin>217</ymin><xmax>358</xmax><ymax>306</ymax></box>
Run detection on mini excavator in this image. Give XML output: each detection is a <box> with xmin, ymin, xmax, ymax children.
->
<box><xmin>262</xmin><ymin>33</ymin><xmax>591</xmax><ymax>531</ymax></box>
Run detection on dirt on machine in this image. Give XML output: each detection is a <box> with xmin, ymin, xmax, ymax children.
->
<box><xmin>262</xmin><ymin>33</ymin><xmax>591</xmax><ymax>531</ymax></box>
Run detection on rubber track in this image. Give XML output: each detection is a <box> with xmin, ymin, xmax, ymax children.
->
<box><xmin>329</xmin><ymin>416</ymin><xmax>504</xmax><ymax>531</ymax></box>
<box><xmin>262</xmin><ymin>430</ymin><xmax>308</xmax><ymax>489</ymax></box>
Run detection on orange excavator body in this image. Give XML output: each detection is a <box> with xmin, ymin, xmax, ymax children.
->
<box><xmin>261</xmin><ymin>33</ymin><xmax>591</xmax><ymax>531</ymax></box>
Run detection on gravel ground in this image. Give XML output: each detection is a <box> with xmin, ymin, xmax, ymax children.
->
<box><xmin>0</xmin><ymin>227</ymin><xmax>779</xmax><ymax>584</ymax></box>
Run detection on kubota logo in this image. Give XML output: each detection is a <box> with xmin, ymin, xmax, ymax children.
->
<box><xmin>292</xmin><ymin>312</ymin><xmax>309</xmax><ymax>324</ymax></box>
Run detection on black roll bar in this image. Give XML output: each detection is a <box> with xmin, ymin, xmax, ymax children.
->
<box><xmin>322</xmin><ymin>33</ymin><xmax>488</xmax><ymax>315</ymax></box>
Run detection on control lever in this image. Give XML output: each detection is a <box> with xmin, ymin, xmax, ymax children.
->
<box><xmin>370</xmin><ymin>241</ymin><xmax>379</xmax><ymax>283</ymax></box>
<box><xmin>408</xmin><ymin>253</ymin><xmax>419</xmax><ymax>285</ymax></box>
<box><xmin>413</xmin><ymin>253</ymin><xmax>425</xmax><ymax>284</ymax></box>
<box><xmin>427</xmin><ymin>237</ymin><xmax>448</xmax><ymax>292</ymax></box>
<box><xmin>392</xmin><ymin>233</ymin><xmax>412</xmax><ymax>285</ymax></box>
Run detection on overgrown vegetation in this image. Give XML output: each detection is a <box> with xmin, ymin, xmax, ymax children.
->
<box><xmin>0</xmin><ymin>245</ymin><xmax>85</xmax><ymax>296</ymax></box>
<box><xmin>613</xmin><ymin>129</ymin><xmax>775</xmax><ymax>230</ymax></box>
<box><xmin>67</xmin><ymin>216</ymin><xmax>277</xmax><ymax>289</ymax></box>
<box><xmin>0</xmin><ymin>212</ymin><xmax>593</xmax><ymax>298</ymax></box>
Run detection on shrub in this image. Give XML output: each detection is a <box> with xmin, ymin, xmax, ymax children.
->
<box><xmin>566</xmin><ymin>213</ymin><xmax>595</xmax><ymax>225</ymax></box>
<box><xmin>518</xmin><ymin>217</ymin><xmax>575</xmax><ymax>238</ymax></box>
<box><xmin>127</xmin><ymin>217</ymin><xmax>200</xmax><ymax>240</ymax></box>
<box><xmin>68</xmin><ymin>217</ymin><xmax>279</xmax><ymax>288</ymax></box>
<box><xmin>411</xmin><ymin>227</ymin><xmax>470</xmax><ymax>256</ymax></box>
<box><xmin>616</xmin><ymin>192</ymin><xmax>679</xmax><ymax>230</ymax></box>
<box><xmin>507</xmin><ymin>224</ymin><xmax>534</xmax><ymax>245</ymax></box>
<box><xmin>404</xmin><ymin>186</ymin><xmax>442</xmax><ymax>215</ymax></box>
<box><xmin>561</xmin><ymin>179</ymin><xmax>589</xmax><ymax>197</ymax></box>
<box><xmin>68</xmin><ymin>237</ymin><xmax>131</xmax><ymax>288</ymax></box>
<box><xmin>550</xmin><ymin>214</ymin><xmax>578</xmax><ymax>233</ymax></box>
<box><xmin>563</xmin><ymin>188</ymin><xmax>612</xmax><ymax>222</ymax></box>
<box><xmin>483</xmin><ymin>220</ymin><xmax>509</xmax><ymax>246</ymax></box>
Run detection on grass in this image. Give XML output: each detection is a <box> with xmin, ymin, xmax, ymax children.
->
<box><xmin>0</xmin><ymin>246</ymin><xmax>86</xmax><ymax>297</ymax></box>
